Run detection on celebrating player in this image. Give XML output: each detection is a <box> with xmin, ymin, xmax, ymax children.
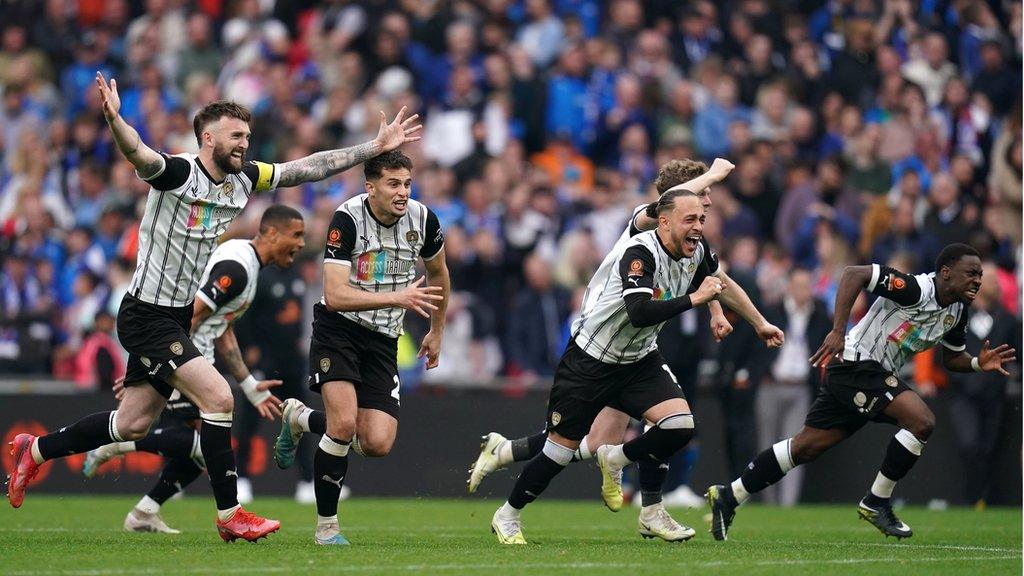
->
<box><xmin>5</xmin><ymin>72</ymin><xmax>420</xmax><ymax>543</ymax></box>
<box><xmin>468</xmin><ymin>159</ymin><xmax>739</xmax><ymax>541</ymax></box>
<box><xmin>706</xmin><ymin>244</ymin><xmax>1016</xmax><ymax>541</ymax></box>
<box><xmin>272</xmin><ymin>150</ymin><xmax>450</xmax><ymax>545</ymax></box>
<box><xmin>81</xmin><ymin>205</ymin><xmax>305</xmax><ymax>534</ymax></box>
<box><xmin>489</xmin><ymin>186</ymin><xmax>783</xmax><ymax>544</ymax></box>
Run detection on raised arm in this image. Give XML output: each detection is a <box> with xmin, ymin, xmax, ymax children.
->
<box><xmin>276</xmin><ymin>107</ymin><xmax>422</xmax><ymax>187</ymax></box>
<box><xmin>633</xmin><ymin>157</ymin><xmax>736</xmax><ymax>231</ymax></box>
<box><xmin>96</xmin><ymin>72</ymin><xmax>164</xmax><ymax>179</ymax></box>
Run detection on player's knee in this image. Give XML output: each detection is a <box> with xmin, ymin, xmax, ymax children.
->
<box><xmin>358</xmin><ymin>437</ymin><xmax>392</xmax><ymax>457</ymax></box>
<box><xmin>120</xmin><ymin>417</ymin><xmax>153</xmax><ymax>440</ymax></box>
<box><xmin>650</xmin><ymin>413</ymin><xmax>695</xmax><ymax>458</ymax></box>
<box><xmin>791</xmin><ymin>438</ymin><xmax>829</xmax><ymax>464</ymax></box>
<box><xmin>326</xmin><ymin>418</ymin><xmax>356</xmax><ymax>441</ymax></box>
<box><xmin>906</xmin><ymin>413</ymin><xmax>935</xmax><ymax>441</ymax></box>
<box><xmin>207</xmin><ymin>392</ymin><xmax>234</xmax><ymax>414</ymax></box>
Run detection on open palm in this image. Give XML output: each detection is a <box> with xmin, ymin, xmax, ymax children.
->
<box><xmin>95</xmin><ymin>72</ymin><xmax>121</xmax><ymax>118</ymax></box>
<box><xmin>375</xmin><ymin>106</ymin><xmax>422</xmax><ymax>152</ymax></box>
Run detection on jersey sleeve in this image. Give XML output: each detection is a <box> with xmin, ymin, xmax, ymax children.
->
<box><xmin>196</xmin><ymin>260</ymin><xmax>249</xmax><ymax>310</ymax></box>
<box><xmin>419</xmin><ymin>208</ymin><xmax>445</xmax><ymax>260</ymax></box>
<box><xmin>619</xmin><ymin>244</ymin><xmax>657</xmax><ymax>297</ymax></box>
<box><xmin>866</xmin><ymin>264</ymin><xmax>924</xmax><ymax>306</ymax></box>
<box><xmin>941</xmin><ymin>308</ymin><xmax>969</xmax><ymax>352</ymax></box>
<box><xmin>699</xmin><ymin>238</ymin><xmax>721</xmax><ymax>276</ymax></box>
<box><xmin>240</xmin><ymin>160</ymin><xmax>280</xmax><ymax>194</ymax></box>
<box><xmin>324</xmin><ymin>210</ymin><xmax>357</xmax><ymax>266</ymax></box>
<box><xmin>627</xmin><ymin>204</ymin><xmax>648</xmax><ymax>237</ymax></box>
<box><xmin>143</xmin><ymin>153</ymin><xmax>191</xmax><ymax>191</ymax></box>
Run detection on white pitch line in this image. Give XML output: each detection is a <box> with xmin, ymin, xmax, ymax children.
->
<box><xmin>3</xmin><ymin>554</ymin><xmax>1020</xmax><ymax>576</ymax></box>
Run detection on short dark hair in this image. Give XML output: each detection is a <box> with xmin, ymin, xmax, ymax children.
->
<box><xmin>364</xmin><ymin>150</ymin><xmax>413</xmax><ymax>180</ymax></box>
<box><xmin>645</xmin><ymin>188</ymin><xmax>700</xmax><ymax>218</ymax></box>
<box><xmin>259</xmin><ymin>204</ymin><xmax>303</xmax><ymax>234</ymax></box>
<box><xmin>935</xmin><ymin>243</ymin><xmax>980</xmax><ymax>272</ymax></box>
<box><xmin>192</xmin><ymin>100</ymin><xmax>252</xmax><ymax>145</ymax></box>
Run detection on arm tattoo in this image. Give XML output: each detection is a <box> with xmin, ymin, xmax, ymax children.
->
<box><xmin>216</xmin><ymin>332</ymin><xmax>251</xmax><ymax>381</ymax></box>
<box><xmin>277</xmin><ymin>141</ymin><xmax>380</xmax><ymax>187</ymax></box>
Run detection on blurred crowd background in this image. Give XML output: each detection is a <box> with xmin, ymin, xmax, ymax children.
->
<box><xmin>0</xmin><ymin>0</ymin><xmax>1020</xmax><ymax>387</ymax></box>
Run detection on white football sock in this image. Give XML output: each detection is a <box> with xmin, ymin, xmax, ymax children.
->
<box><xmin>136</xmin><ymin>495</ymin><xmax>161</xmax><ymax>515</ymax></box>
<box><xmin>731</xmin><ymin>478</ymin><xmax>751</xmax><ymax>505</ymax></box>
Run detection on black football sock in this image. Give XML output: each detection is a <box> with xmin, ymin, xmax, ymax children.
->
<box><xmin>37</xmin><ymin>411</ymin><xmax>124</xmax><ymax>460</ymax></box>
<box><xmin>134</xmin><ymin>426</ymin><xmax>198</xmax><ymax>458</ymax></box>
<box><xmin>200</xmin><ymin>412</ymin><xmax>238</xmax><ymax>511</ymax></box>
<box><xmin>147</xmin><ymin>456</ymin><xmax>204</xmax><ymax>505</ymax></box>
<box><xmin>734</xmin><ymin>439</ymin><xmax>795</xmax><ymax>504</ymax></box>
<box><xmin>314</xmin><ymin>435</ymin><xmax>350</xmax><ymax>518</ymax></box>
<box><xmin>507</xmin><ymin>439</ymin><xmax>574</xmax><ymax>509</ymax></box>
<box><xmin>621</xmin><ymin>415</ymin><xmax>695</xmax><ymax>462</ymax></box>
<box><xmin>864</xmin><ymin>429</ymin><xmax>924</xmax><ymax>507</ymax></box>
<box><xmin>308</xmin><ymin>410</ymin><xmax>327</xmax><ymax>435</ymax></box>
<box><xmin>638</xmin><ymin>459</ymin><xmax>670</xmax><ymax>507</ymax></box>
<box><xmin>510</xmin><ymin>432</ymin><xmax>547</xmax><ymax>462</ymax></box>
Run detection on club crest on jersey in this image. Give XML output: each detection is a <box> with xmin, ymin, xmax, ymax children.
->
<box><xmin>885</xmin><ymin>375</ymin><xmax>898</xmax><ymax>388</ymax></box>
<box><xmin>629</xmin><ymin>259</ymin><xmax>644</xmax><ymax>275</ymax></box>
<box><xmin>550</xmin><ymin>412</ymin><xmax>562</xmax><ymax>426</ymax></box>
<box><xmin>320</xmin><ymin>358</ymin><xmax>331</xmax><ymax>373</ymax></box>
<box><xmin>221</xmin><ymin>181</ymin><xmax>234</xmax><ymax>199</ymax></box>
<box><xmin>406</xmin><ymin>230</ymin><xmax>419</xmax><ymax>243</ymax></box>
<box><xmin>170</xmin><ymin>342</ymin><xmax>184</xmax><ymax>356</ymax></box>
<box><xmin>687</xmin><ymin>262</ymin><xmax>696</xmax><ymax>274</ymax></box>
<box><xmin>943</xmin><ymin>315</ymin><xmax>954</xmax><ymax>328</ymax></box>
<box><xmin>327</xmin><ymin>228</ymin><xmax>342</xmax><ymax>247</ymax></box>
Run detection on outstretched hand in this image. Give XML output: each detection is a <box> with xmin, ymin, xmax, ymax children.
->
<box><xmin>978</xmin><ymin>339</ymin><xmax>1017</xmax><ymax>376</ymax></box>
<box><xmin>375</xmin><ymin>106</ymin><xmax>422</xmax><ymax>152</ymax></box>
<box><xmin>95</xmin><ymin>72</ymin><xmax>121</xmax><ymax>120</ymax></box>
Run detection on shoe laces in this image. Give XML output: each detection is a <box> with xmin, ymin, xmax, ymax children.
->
<box><xmin>231</xmin><ymin>508</ymin><xmax>262</xmax><ymax>526</ymax></box>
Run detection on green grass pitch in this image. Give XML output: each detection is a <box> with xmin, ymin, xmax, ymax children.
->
<box><xmin>0</xmin><ymin>496</ymin><xmax>1019</xmax><ymax>575</ymax></box>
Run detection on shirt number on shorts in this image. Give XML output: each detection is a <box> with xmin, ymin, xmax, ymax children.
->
<box><xmin>391</xmin><ymin>375</ymin><xmax>401</xmax><ymax>404</ymax></box>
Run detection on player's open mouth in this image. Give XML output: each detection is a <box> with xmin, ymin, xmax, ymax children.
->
<box><xmin>964</xmin><ymin>287</ymin><xmax>978</xmax><ymax>300</ymax></box>
<box><xmin>394</xmin><ymin>199</ymin><xmax>407</xmax><ymax>210</ymax></box>
<box><xmin>684</xmin><ymin>235</ymin><xmax>701</xmax><ymax>249</ymax></box>
<box><xmin>231</xmin><ymin>151</ymin><xmax>243</xmax><ymax>160</ymax></box>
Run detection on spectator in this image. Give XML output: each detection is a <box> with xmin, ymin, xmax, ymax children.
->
<box><xmin>758</xmin><ymin>267</ymin><xmax>832</xmax><ymax>506</ymax></box>
<box><xmin>901</xmin><ymin>32</ymin><xmax>957</xmax><ymax>107</ymax></box>
<box><xmin>506</xmin><ymin>252</ymin><xmax>570</xmax><ymax>381</ymax></box>
<box><xmin>73</xmin><ymin>310</ymin><xmax>124</xmax><ymax>392</ymax></box>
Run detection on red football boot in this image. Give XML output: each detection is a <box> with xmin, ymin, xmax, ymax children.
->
<box><xmin>216</xmin><ymin>508</ymin><xmax>281</xmax><ymax>542</ymax></box>
<box><xmin>7</xmin><ymin>434</ymin><xmax>41</xmax><ymax>508</ymax></box>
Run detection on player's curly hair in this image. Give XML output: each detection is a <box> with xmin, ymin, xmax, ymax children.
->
<box><xmin>654</xmin><ymin>159</ymin><xmax>708</xmax><ymax>194</ymax></box>
<box><xmin>192</xmin><ymin>101</ymin><xmax>252</xmax><ymax>145</ymax></box>
<box><xmin>645</xmin><ymin>159</ymin><xmax>708</xmax><ymax>217</ymax></box>
<box><xmin>364</xmin><ymin>150</ymin><xmax>414</xmax><ymax>180</ymax></box>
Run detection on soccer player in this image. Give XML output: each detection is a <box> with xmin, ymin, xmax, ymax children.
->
<box><xmin>490</xmin><ymin>189</ymin><xmax>784</xmax><ymax>545</ymax></box>
<box><xmin>81</xmin><ymin>205</ymin><xmax>306</xmax><ymax>534</ymax></box>
<box><xmin>274</xmin><ymin>149</ymin><xmax>450</xmax><ymax>545</ymax></box>
<box><xmin>5</xmin><ymin>72</ymin><xmax>420</xmax><ymax>542</ymax></box>
<box><xmin>468</xmin><ymin>159</ymin><xmax>739</xmax><ymax>539</ymax></box>
<box><xmin>706</xmin><ymin>244</ymin><xmax>1016</xmax><ymax>541</ymax></box>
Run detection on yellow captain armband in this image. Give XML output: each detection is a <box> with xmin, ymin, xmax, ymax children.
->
<box><xmin>253</xmin><ymin>161</ymin><xmax>275</xmax><ymax>193</ymax></box>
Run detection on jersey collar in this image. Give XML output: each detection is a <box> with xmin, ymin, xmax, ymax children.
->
<box><xmin>654</xmin><ymin>230</ymin><xmax>682</xmax><ymax>261</ymax></box>
<box><xmin>249</xmin><ymin>241</ymin><xmax>266</xmax><ymax>268</ymax></box>
<box><xmin>363</xmin><ymin>198</ymin><xmax>400</xmax><ymax>228</ymax></box>
<box><xmin>196</xmin><ymin>157</ymin><xmax>225</xmax><ymax>185</ymax></box>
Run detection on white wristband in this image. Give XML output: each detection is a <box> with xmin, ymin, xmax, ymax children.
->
<box><xmin>239</xmin><ymin>375</ymin><xmax>270</xmax><ymax>406</ymax></box>
<box><xmin>971</xmin><ymin>357</ymin><xmax>982</xmax><ymax>372</ymax></box>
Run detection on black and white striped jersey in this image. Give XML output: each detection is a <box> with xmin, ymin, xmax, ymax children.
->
<box><xmin>571</xmin><ymin>229</ymin><xmax>719</xmax><ymax>364</ymax></box>
<box><xmin>128</xmin><ymin>153</ymin><xmax>278</xmax><ymax>307</ymax></box>
<box><xmin>321</xmin><ymin>194</ymin><xmax>444</xmax><ymax>338</ymax></box>
<box><xmin>844</xmin><ymin>264</ymin><xmax>968</xmax><ymax>372</ymax></box>
<box><xmin>192</xmin><ymin>239</ymin><xmax>263</xmax><ymax>362</ymax></box>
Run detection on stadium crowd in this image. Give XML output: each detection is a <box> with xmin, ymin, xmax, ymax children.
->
<box><xmin>0</xmin><ymin>0</ymin><xmax>1019</xmax><ymax>400</ymax></box>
